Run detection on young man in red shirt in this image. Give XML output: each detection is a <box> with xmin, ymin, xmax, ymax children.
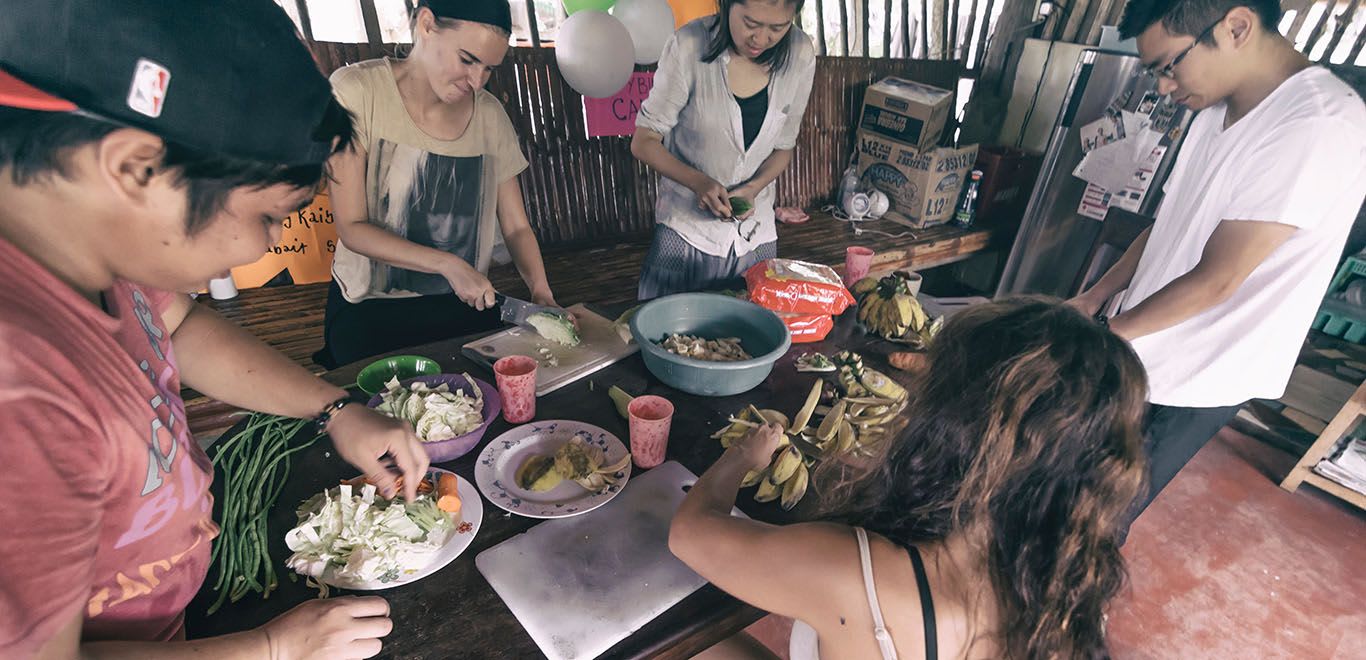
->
<box><xmin>0</xmin><ymin>1</ymin><xmax>431</xmax><ymax>657</ymax></box>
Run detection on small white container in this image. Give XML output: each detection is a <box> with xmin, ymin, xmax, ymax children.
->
<box><xmin>208</xmin><ymin>275</ymin><xmax>239</xmax><ymax>300</ymax></box>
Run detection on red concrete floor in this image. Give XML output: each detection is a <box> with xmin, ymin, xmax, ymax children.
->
<box><xmin>737</xmin><ymin>427</ymin><xmax>1366</xmax><ymax>659</ymax></box>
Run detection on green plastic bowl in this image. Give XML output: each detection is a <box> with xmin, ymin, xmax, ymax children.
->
<box><xmin>356</xmin><ymin>355</ymin><xmax>441</xmax><ymax>395</ymax></box>
<box><xmin>630</xmin><ymin>293</ymin><xmax>792</xmax><ymax>397</ymax></box>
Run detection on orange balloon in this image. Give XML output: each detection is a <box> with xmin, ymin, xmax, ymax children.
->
<box><xmin>668</xmin><ymin>0</ymin><xmax>717</xmax><ymax>28</ymax></box>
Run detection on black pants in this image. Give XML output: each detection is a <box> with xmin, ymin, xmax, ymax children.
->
<box><xmin>1117</xmin><ymin>402</ymin><xmax>1242</xmax><ymax>544</ymax></box>
<box><xmin>313</xmin><ymin>281</ymin><xmax>503</xmax><ymax>370</ymax></box>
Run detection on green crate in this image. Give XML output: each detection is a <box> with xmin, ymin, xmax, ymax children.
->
<box><xmin>1314</xmin><ymin>298</ymin><xmax>1366</xmax><ymax>343</ymax></box>
<box><xmin>1327</xmin><ymin>255</ymin><xmax>1366</xmax><ymax>296</ymax></box>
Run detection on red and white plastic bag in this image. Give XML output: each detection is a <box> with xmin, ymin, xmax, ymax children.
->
<box><xmin>745</xmin><ymin>259</ymin><xmax>855</xmax><ymax>316</ymax></box>
<box><xmin>780</xmin><ymin>313</ymin><xmax>834</xmax><ymax>343</ymax></box>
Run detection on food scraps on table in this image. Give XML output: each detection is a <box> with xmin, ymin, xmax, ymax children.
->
<box><xmin>514</xmin><ymin>434</ymin><xmax>632</xmax><ymax>494</ymax></box>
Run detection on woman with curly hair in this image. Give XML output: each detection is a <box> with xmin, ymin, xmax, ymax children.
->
<box><xmin>672</xmin><ymin>298</ymin><xmax>1148</xmax><ymax>659</ymax></box>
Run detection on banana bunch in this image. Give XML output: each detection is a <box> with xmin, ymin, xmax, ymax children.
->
<box><xmin>851</xmin><ymin>275</ymin><xmax>943</xmax><ymax>346</ymax></box>
<box><xmin>832</xmin><ymin>350</ymin><xmax>908</xmax><ymax>401</ymax></box>
<box><xmin>711</xmin><ymin>357</ymin><xmax>909</xmax><ymax>510</ymax></box>
<box><xmin>711</xmin><ymin>404</ymin><xmax>808</xmax><ymax>510</ymax></box>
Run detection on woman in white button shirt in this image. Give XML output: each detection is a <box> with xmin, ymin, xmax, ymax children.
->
<box><xmin>631</xmin><ymin>0</ymin><xmax>815</xmax><ymax>300</ymax></box>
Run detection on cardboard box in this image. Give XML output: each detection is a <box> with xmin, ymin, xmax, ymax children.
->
<box><xmin>856</xmin><ymin>130</ymin><xmax>978</xmax><ymax>228</ymax></box>
<box><xmin>858</xmin><ymin>77</ymin><xmax>956</xmax><ymax>152</ymax></box>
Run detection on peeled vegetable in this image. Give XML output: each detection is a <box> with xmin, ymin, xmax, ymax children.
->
<box><xmin>729</xmin><ymin>196</ymin><xmax>754</xmax><ymax>217</ymax></box>
<box><xmin>660</xmin><ymin>333</ymin><xmax>751</xmax><ymax>361</ymax></box>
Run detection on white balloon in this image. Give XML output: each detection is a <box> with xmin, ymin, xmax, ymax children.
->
<box><xmin>610</xmin><ymin>0</ymin><xmax>676</xmax><ymax>65</ymax></box>
<box><xmin>555</xmin><ymin>11</ymin><xmax>635</xmax><ymax>98</ymax></box>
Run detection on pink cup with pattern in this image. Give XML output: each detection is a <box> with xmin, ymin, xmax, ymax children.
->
<box><xmin>844</xmin><ymin>246</ymin><xmax>875</xmax><ymax>286</ymax></box>
<box><xmin>628</xmin><ymin>395</ymin><xmax>674</xmax><ymax>469</ymax></box>
<box><xmin>493</xmin><ymin>355</ymin><xmax>538</xmax><ymax>424</ymax></box>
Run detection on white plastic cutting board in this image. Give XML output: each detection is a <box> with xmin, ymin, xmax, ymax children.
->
<box><xmin>462</xmin><ymin>304</ymin><xmax>638</xmax><ymax>396</ymax></box>
<box><xmin>476</xmin><ymin>461</ymin><xmax>738</xmax><ymax>660</ymax></box>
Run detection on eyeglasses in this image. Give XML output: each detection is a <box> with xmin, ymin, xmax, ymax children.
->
<box><xmin>1142</xmin><ymin>16</ymin><xmax>1223</xmax><ymax>80</ymax></box>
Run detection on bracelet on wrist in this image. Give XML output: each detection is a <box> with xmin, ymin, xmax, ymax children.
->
<box><xmin>313</xmin><ymin>396</ymin><xmax>352</xmax><ymax>433</ymax></box>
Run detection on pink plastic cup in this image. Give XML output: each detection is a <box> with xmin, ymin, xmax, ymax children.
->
<box><xmin>845</xmin><ymin>246</ymin><xmax>875</xmax><ymax>286</ymax></box>
<box><xmin>493</xmin><ymin>355</ymin><xmax>538</xmax><ymax>424</ymax></box>
<box><xmin>627</xmin><ymin>395</ymin><xmax>674</xmax><ymax>469</ymax></box>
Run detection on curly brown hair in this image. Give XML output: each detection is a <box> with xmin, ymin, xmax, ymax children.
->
<box><xmin>820</xmin><ymin>297</ymin><xmax>1148</xmax><ymax>659</ymax></box>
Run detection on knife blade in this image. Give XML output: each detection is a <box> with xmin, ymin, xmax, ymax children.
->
<box><xmin>494</xmin><ymin>293</ymin><xmax>571</xmax><ymax>331</ymax></box>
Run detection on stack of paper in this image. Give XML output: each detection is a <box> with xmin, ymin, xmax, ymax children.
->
<box><xmin>1314</xmin><ymin>437</ymin><xmax>1366</xmax><ymax>495</ymax></box>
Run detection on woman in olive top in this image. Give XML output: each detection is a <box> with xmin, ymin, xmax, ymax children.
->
<box><xmin>318</xmin><ymin>0</ymin><xmax>558</xmax><ymax>368</ymax></box>
<box><xmin>631</xmin><ymin>0</ymin><xmax>815</xmax><ymax>300</ymax></box>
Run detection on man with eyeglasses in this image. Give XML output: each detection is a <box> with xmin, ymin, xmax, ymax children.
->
<box><xmin>1069</xmin><ymin>0</ymin><xmax>1366</xmax><ymax>539</ymax></box>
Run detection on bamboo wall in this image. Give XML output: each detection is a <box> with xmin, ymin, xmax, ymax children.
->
<box><xmin>310</xmin><ymin>43</ymin><xmax>962</xmax><ymax>248</ymax></box>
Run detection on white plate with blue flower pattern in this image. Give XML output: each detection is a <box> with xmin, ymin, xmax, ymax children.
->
<box><xmin>474</xmin><ymin>420</ymin><xmax>632</xmax><ymax>519</ymax></box>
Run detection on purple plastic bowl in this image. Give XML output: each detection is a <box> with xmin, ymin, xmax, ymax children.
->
<box><xmin>366</xmin><ymin>374</ymin><xmax>502</xmax><ymax>463</ymax></box>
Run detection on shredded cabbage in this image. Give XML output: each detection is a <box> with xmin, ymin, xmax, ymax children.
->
<box><xmin>375</xmin><ymin>375</ymin><xmax>484</xmax><ymax>443</ymax></box>
<box><xmin>285</xmin><ymin>483</ymin><xmax>454</xmax><ymax>584</ymax></box>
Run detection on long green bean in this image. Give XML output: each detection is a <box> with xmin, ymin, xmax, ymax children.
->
<box><xmin>206</xmin><ymin>413</ymin><xmax>323</xmax><ymax>614</ymax></box>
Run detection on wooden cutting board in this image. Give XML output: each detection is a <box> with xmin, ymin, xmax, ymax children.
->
<box><xmin>462</xmin><ymin>304</ymin><xmax>639</xmax><ymax>396</ymax></box>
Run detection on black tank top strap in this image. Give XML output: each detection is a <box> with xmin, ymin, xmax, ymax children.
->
<box><xmin>906</xmin><ymin>545</ymin><xmax>938</xmax><ymax>660</ymax></box>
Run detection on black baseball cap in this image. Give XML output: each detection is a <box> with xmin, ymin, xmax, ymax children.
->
<box><xmin>0</xmin><ymin>0</ymin><xmax>342</xmax><ymax>166</ymax></box>
<box><xmin>422</xmin><ymin>0</ymin><xmax>514</xmax><ymax>33</ymax></box>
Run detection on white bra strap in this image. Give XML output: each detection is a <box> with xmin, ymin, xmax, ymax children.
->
<box><xmin>856</xmin><ymin>527</ymin><xmax>900</xmax><ymax>660</ymax></box>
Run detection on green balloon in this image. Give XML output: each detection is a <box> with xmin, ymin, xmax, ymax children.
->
<box><xmin>562</xmin><ymin>0</ymin><xmax>616</xmax><ymax>14</ymax></box>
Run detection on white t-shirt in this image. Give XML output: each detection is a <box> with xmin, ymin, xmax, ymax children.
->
<box><xmin>1119</xmin><ymin>67</ymin><xmax>1366</xmax><ymax>408</ymax></box>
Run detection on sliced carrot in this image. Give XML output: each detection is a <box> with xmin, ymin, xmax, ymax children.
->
<box><xmin>436</xmin><ymin>473</ymin><xmax>462</xmax><ymax>514</ymax></box>
<box><xmin>340</xmin><ymin>476</ymin><xmax>369</xmax><ymax>488</ymax></box>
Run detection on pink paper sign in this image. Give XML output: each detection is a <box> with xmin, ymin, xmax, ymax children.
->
<box><xmin>584</xmin><ymin>72</ymin><xmax>655</xmax><ymax>137</ymax></box>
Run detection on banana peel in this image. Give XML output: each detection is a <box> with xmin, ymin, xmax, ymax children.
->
<box><xmin>817</xmin><ymin>399</ymin><xmax>847</xmax><ymax>442</ymax></box>
<box><xmin>858</xmin><ymin>367</ymin><xmax>907</xmax><ymax>402</ymax></box>
<box><xmin>607</xmin><ymin>386</ymin><xmax>634</xmax><ymax>419</ymax></box>
<box><xmin>790</xmin><ymin>380</ymin><xmax>823</xmax><ymax>435</ymax></box>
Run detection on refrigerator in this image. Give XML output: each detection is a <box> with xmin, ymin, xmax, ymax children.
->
<box><xmin>995</xmin><ymin>48</ymin><xmax>1193</xmax><ymax>298</ymax></box>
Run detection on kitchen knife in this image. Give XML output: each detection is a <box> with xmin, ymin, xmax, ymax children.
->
<box><xmin>494</xmin><ymin>293</ymin><xmax>572</xmax><ymax>331</ymax></box>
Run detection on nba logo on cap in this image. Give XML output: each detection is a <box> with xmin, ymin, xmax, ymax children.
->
<box><xmin>126</xmin><ymin>58</ymin><xmax>170</xmax><ymax>118</ymax></box>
